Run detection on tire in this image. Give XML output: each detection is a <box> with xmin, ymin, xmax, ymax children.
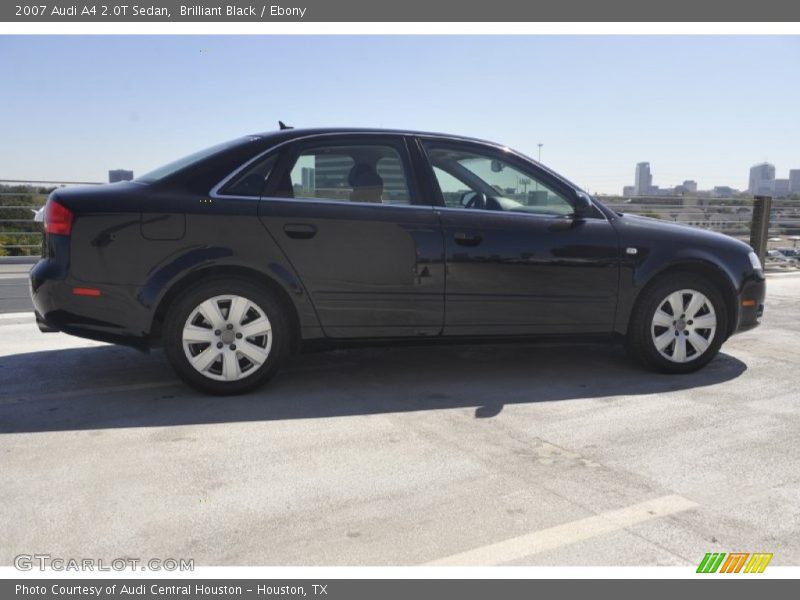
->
<box><xmin>163</xmin><ymin>278</ymin><xmax>291</xmax><ymax>395</ymax></box>
<box><xmin>626</xmin><ymin>272</ymin><xmax>728</xmax><ymax>374</ymax></box>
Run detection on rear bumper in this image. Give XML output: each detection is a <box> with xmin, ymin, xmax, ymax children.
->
<box><xmin>35</xmin><ymin>310</ymin><xmax>58</xmax><ymax>333</ymax></box>
<box><xmin>30</xmin><ymin>259</ymin><xmax>151</xmax><ymax>349</ymax></box>
<box><xmin>733</xmin><ymin>274</ymin><xmax>765</xmax><ymax>334</ymax></box>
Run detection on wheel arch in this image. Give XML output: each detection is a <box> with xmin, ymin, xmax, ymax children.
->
<box><xmin>148</xmin><ymin>265</ymin><xmax>303</xmax><ymax>352</ymax></box>
<box><xmin>623</xmin><ymin>259</ymin><xmax>739</xmax><ymax>339</ymax></box>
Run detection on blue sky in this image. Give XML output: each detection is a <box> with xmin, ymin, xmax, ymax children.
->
<box><xmin>1</xmin><ymin>35</ymin><xmax>798</xmax><ymax>193</ymax></box>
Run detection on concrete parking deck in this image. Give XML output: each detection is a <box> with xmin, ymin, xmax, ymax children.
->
<box><xmin>0</xmin><ymin>274</ymin><xmax>798</xmax><ymax>566</ymax></box>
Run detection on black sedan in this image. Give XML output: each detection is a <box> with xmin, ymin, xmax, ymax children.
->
<box><xmin>30</xmin><ymin>127</ymin><xmax>766</xmax><ymax>394</ymax></box>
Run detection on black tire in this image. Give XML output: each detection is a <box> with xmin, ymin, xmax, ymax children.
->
<box><xmin>625</xmin><ymin>271</ymin><xmax>728</xmax><ymax>374</ymax></box>
<box><xmin>163</xmin><ymin>278</ymin><xmax>291</xmax><ymax>395</ymax></box>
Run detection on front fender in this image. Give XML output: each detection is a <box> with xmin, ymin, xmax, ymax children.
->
<box><xmin>611</xmin><ymin>215</ymin><xmax>752</xmax><ymax>335</ymax></box>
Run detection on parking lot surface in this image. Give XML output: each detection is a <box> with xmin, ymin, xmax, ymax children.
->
<box><xmin>1</xmin><ymin>274</ymin><xmax>799</xmax><ymax>566</ymax></box>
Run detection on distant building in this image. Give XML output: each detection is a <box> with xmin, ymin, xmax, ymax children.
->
<box><xmin>748</xmin><ymin>163</ymin><xmax>775</xmax><ymax>195</ymax></box>
<box><xmin>772</xmin><ymin>179</ymin><xmax>790</xmax><ymax>197</ymax></box>
<box><xmin>634</xmin><ymin>162</ymin><xmax>652</xmax><ymax>196</ymax></box>
<box><xmin>789</xmin><ymin>170</ymin><xmax>800</xmax><ymax>194</ymax></box>
<box><xmin>108</xmin><ymin>169</ymin><xmax>133</xmax><ymax>183</ymax></box>
<box><xmin>712</xmin><ymin>186</ymin><xmax>738</xmax><ymax>198</ymax></box>
<box><xmin>301</xmin><ymin>167</ymin><xmax>315</xmax><ymax>194</ymax></box>
<box><xmin>314</xmin><ymin>154</ymin><xmax>351</xmax><ymax>193</ymax></box>
<box><xmin>622</xmin><ymin>185</ymin><xmax>636</xmax><ymax>197</ymax></box>
<box><xmin>682</xmin><ymin>180</ymin><xmax>698</xmax><ymax>193</ymax></box>
<box><xmin>648</xmin><ymin>186</ymin><xmax>672</xmax><ymax>197</ymax></box>
<box><xmin>528</xmin><ymin>190</ymin><xmax>549</xmax><ymax>206</ymax></box>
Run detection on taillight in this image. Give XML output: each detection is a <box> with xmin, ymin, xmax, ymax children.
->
<box><xmin>44</xmin><ymin>199</ymin><xmax>74</xmax><ymax>236</ymax></box>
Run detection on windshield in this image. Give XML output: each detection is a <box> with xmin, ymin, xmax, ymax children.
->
<box><xmin>136</xmin><ymin>137</ymin><xmax>257</xmax><ymax>183</ymax></box>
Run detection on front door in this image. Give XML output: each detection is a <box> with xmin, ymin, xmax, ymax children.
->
<box><xmin>420</xmin><ymin>139</ymin><xmax>620</xmax><ymax>336</ymax></box>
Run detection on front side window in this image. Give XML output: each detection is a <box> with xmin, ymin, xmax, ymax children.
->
<box><xmin>424</xmin><ymin>143</ymin><xmax>573</xmax><ymax>216</ymax></box>
<box><xmin>274</xmin><ymin>143</ymin><xmax>412</xmax><ymax>205</ymax></box>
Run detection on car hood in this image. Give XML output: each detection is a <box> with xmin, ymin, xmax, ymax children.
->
<box><xmin>614</xmin><ymin>212</ymin><xmax>753</xmax><ymax>254</ymax></box>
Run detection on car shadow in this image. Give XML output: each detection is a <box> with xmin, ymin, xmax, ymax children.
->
<box><xmin>0</xmin><ymin>342</ymin><xmax>747</xmax><ymax>434</ymax></box>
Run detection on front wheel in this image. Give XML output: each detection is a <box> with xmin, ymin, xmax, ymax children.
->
<box><xmin>163</xmin><ymin>278</ymin><xmax>291</xmax><ymax>395</ymax></box>
<box><xmin>626</xmin><ymin>273</ymin><xmax>728</xmax><ymax>374</ymax></box>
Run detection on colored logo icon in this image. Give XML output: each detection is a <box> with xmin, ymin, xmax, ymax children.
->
<box><xmin>697</xmin><ymin>553</ymin><xmax>773</xmax><ymax>573</ymax></box>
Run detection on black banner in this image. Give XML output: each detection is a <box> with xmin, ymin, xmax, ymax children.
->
<box><xmin>4</xmin><ymin>0</ymin><xmax>800</xmax><ymax>22</ymax></box>
<box><xmin>4</xmin><ymin>579</ymin><xmax>797</xmax><ymax>600</ymax></box>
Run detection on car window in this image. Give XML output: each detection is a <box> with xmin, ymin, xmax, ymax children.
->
<box><xmin>425</xmin><ymin>144</ymin><xmax>573</xmax><ymax>217</ymax></box>
<box><xmin>137</xmin><ymin>136</ymin><xmax>260</xmax><ymax>184</ymax></box>
<box><xmin>432</xmin><ymin>166</ymin><xmax>473</xmax><ymax>207</ymax></box>
<box><xmin>274</xmin><ymin>143</ymin><xmax>412</xmax><ymax>205</ymax></box>
<box><xmin>217</xmin><ymin>154</ymin><xmax>278</xmax><ymax>197</ymax></box>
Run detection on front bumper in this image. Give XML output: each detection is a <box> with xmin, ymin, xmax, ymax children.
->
<box><xmin>733</xmin><ymin>274</ymin><xmax>765</xmax><ymax>334</ymax></box>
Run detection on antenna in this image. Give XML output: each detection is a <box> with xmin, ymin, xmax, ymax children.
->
<box><xmin>278</xmin><ymin>121</ymin><xmax>293</xmax><ymax>130</ymax></box>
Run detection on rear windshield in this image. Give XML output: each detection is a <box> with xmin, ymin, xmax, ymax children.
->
<box><xmin>136</xmin><ymin>137</ymin><xmax>260</xmax><ymax>183</ymax></box>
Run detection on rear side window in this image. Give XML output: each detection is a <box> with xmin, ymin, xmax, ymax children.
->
<box><xmin>273</xmin><ymin>143</ymin><xmax>412</xmax><ymax>205</ymax></box>
<box><xmin>218</xmin><ymin>154</ymin><xmax>278</xmax><ymax>197</ymax></box>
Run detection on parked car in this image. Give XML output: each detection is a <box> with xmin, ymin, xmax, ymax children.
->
<box><xmin>767</xmin><ymin>249</ymin><xmax>796</xmax><ymax>265</ymax></box>
<box><xmin>30</xmin><ymin>127</ymin><xmax>766</xmax><ymax>394</ymax></box>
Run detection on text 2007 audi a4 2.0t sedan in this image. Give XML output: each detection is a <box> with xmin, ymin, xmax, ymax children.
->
<box><xmin>30</xmin><ymin>127</ymin><xmax>765</xmax><ymax>394</ymax></box>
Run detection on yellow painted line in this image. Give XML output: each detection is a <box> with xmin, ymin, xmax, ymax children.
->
<box><xmin>428</xmin><ymin>495</ymin><xmax>699</xmax><ymax>566</ymax></box>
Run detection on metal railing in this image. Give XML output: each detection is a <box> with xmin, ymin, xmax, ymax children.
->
<box><xmin>0</xmin><ymin>179</ymin><xmax>102</xmax><ymax>255</ymax></box>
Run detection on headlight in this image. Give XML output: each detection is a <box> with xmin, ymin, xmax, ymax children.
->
<box><xmin>748</xmin><ymin>251</ymin><xmax>763</xmax><ymax>272</ymax></box>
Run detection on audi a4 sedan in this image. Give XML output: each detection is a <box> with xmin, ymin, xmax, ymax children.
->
<box><xmin>30</xmin><ymin>127</ymin><xmax>765</xmax><ymax>394</ymax></box>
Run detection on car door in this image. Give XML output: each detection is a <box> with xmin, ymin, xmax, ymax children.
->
<box><xmin>254</xmin><ymin>134</ymin><xmax>444</xmax><ymax>338</ymax></box>
<box><xmin>417</xmin><ymin>138</ymin><xmax>620</xmax><ymax>336</ymax></box>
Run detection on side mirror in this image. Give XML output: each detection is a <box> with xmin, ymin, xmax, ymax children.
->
<box><xmin>572</xmin><ymin>192</ymin><xmax>593</xmax><ymax>218</ymax></box>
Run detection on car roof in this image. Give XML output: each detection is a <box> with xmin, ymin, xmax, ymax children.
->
<box><xmin>250</xmin><ymin>127</ymin><xmax>502</xmax><ymax>147</ymax></box>
<box><xmin>244</xmin><ymin>127</ymin><xmax>586</xmax><ymax>194</ymax></box>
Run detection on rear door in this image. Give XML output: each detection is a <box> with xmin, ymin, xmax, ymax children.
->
<box><xmin>418</xmin><ymin>138</ymin><xmax>620</xmax><ymax>336</ymax></box>
<box><xmin>255</xmin><ymin>134</ymin><xmax>444</xmax><ymax>338</ymax></box>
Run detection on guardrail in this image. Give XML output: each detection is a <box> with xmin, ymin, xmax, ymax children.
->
<box><xmin>602</xmin><ymin>195</ymin><xmax>800</xmax><ymax>269</ymax></box>
<box><xmin>0</xmin><ymin>179</ymin><xmax>102</xmax><ymax>255</ymax></box>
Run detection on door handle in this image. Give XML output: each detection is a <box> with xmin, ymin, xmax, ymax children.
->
<box><xmin>283</xmin><ymin>223</ymin><xmax>317</xmax><ymax>240</ymax></box>
<box><xmin>454</xmin><ymin>231</ymin><xmax>483</xmax><ymax>246</ymax></box>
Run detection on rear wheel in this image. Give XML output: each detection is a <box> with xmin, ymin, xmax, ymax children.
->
<box><xmin>163</xmin><ymin>278</ymin><xmax>291</xmax><ymax>394</ymax></box>
<box><xmin>626</xmin><ymin>273</ymin><xmax>728</xmax><ymax>373</ymax></box>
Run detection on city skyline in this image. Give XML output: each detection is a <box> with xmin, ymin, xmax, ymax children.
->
<box><xmin>1</xmin><ymin>35</ymin><xmax>799</xmax><ymax>194</ymax></box>
<box><xmin>624</xmin><ymin>160</ymin><xmax>800</xmax><ymax>198</ymax></box>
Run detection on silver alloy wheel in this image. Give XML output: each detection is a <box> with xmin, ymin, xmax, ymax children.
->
<box><xmin>182</xmin><ymin>295</ymin><xmax>273</xmax><ymax>381</ymax></box>
<box><xmin>651</xmin><ymin>288</ymin><xmax>717</xmax><ymax>363</ymax></box>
